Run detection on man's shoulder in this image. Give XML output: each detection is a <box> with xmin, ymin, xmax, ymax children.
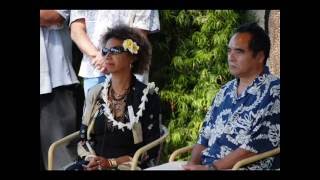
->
<box><xmin>264</xmin><ymin>74</ymin><xmax>280</xmax><ymax>92</ymax></box>
<box><xmin>266</xmin><ymin>73</ymin><xmax>280</xmax><ymax>83</ymax></box>
<box><xmin>221</xmin><ymin>79</ymin><xmax>236</xmax><ymax>90</ymax></box>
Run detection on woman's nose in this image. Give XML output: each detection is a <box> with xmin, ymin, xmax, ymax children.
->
<box><xmin>104</xmin><ymin>52</ymin><xmax>111</xmax><ymax>60</ymax></box>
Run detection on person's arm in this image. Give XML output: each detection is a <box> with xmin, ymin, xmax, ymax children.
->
<box><xmin>183</xmin><ymin>148</ymin><xmax>256</xmax><ymax>170</ymax></box>
<box><xmin>70</xmin><ymin>19</ymin><xmax>99</xmax><ymax>61</ymax></box>
<box><xmin>187</xmin><ymin>144</ymin><xmax>207</xmax><ymax>165</ymax></box>
<box><xmin>186</xmin><ymin>101</ymin><xmax>214</xmax><ymax>166</ymax></box>
<box><xmin>70</xmin><ymin>19</ymin><xmax>106</xmax><ymax>71</ymax></box>
<box><xmin>212</xmin><ymin>148</ymin><xmax>256</xmax><ymax>169</ymax></box>
<box><xmin>40</xmin><ymin>10</ymin><xmax>64</xmax><ymax>27</ymax></box>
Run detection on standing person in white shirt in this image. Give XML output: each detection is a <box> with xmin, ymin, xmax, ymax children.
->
<box><xmin>40</xmin><ymin>10</ymin><xmax>80</xmax><ymax>170</ymax></box>
<box><xmin>70</xmin><ymin>10</ymin><xmax>160</xmax><ymax>97</ymax></box>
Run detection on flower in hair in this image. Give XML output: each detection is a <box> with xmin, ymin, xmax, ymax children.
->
<box><xmin>123</xmin><ymin>39</ymin><xmax>139</xmax><ymax>54</ymax></box>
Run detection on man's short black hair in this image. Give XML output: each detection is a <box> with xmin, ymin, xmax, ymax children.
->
<box><xmin>235</xmin><ymin>22</ymin><xmax>270</xmax><ymax>65</ymax></box>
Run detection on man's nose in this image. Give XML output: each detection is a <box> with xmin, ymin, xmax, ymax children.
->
<box><xmin>228</xmin><ymin>51</ymin><xmax>234</xmax><ymax>62</ymax></box>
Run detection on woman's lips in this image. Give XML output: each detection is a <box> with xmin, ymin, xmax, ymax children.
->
<box><xmin>106</xmin><ymin>63</ymin><xmax>114</xmax><ymax>66</ymax></box>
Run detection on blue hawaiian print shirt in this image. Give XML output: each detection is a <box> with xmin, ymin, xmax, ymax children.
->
<box><xmin>197</xmin><ymin>66</ymin><xmax>280</xmax><ymax>170</ymax></box>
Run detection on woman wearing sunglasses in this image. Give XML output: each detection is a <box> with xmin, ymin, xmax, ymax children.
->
<box><xmin>66</xmin><ymin>25</ymin><xmax>161</xmax><ymax>170</ymax></box>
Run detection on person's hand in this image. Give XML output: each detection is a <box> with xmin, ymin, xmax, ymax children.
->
<box><xmin>91</xmin><ymin>53</ymin><xmax>109</xmax><ymax>74</ymax></box>
<box><xmin>182</xmin><ymin>164</ymin><xmax>210</xmax><ymax>170</ymax></box>
<box><xmin>83</xmin><ymin>156</ymin><xmax>110</xmax><ymax>171</ymax></box>
<box><xmin>186</xmin><ymin>161</ymin><xmax>197</xmax><ymax>165</ymax></box>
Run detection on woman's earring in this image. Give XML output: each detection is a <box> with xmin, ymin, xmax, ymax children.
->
<box><xmin>130</xmin><ymin>64</ymin><xmax>133</xmax><ymax>69</ymax></box>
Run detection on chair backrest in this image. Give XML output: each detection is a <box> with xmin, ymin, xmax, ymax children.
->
<box><xmin>155</xmin><ymin>125</ymin><xmax>168</xmax><ymax>164</ymax></box>
<box><xmin>129</xmin><ymin>124</ymin><xmax>169</xmax><ymax>170</ymax></box>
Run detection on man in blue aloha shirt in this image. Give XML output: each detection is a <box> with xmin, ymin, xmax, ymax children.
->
<box><xmin>183</xmin><ymin>22</ymin><xmax>280</xmax><ymax>170</ymax></box>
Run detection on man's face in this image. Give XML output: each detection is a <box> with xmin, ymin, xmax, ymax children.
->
<box><xmin>227</xmin><ymin>32</ymin><xmax>263</xmax><ymax>78</ymax></box>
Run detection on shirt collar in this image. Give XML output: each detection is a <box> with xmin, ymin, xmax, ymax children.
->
<box><xmin>232</xmin><ymin>66</ymin><xmax>270</xmax><ymax>99</ymax></box>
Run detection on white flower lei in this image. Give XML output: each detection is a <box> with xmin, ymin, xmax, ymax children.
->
<box><xmin>101</xmin><ymin>78</ymin><xmax>159</xmax><ymax>131</ymax></box>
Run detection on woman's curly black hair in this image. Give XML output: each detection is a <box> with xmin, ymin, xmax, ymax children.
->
<box><xmin>100</xmin><ymin>25</ymin><xmax>152</xmax><ymax>74</ymax></box>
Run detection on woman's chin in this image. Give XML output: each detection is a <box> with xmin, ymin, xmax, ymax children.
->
<box><xmin>101</xmin><ymin>69</ymin><xmax>110</xmax><ymax>74</ymax></box>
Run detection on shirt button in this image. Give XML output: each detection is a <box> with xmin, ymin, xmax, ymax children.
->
<box><xmin>148</xmin><ymin>124</ymin><xmax>153</xmax><ymax>130</ymax></box>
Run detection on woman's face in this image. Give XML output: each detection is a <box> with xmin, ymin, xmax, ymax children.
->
<box><xmin>102</xmin><ymin>38</ymin><xmax>134</xmax><ymax>74</ymax></box>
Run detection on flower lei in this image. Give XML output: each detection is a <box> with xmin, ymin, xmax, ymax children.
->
<box><xmin>101</xmin><ymin>78</ymin><xmax>159</xmax><ymax>131</ymax></box>
<box><xmin>123</xmin><ymin>39</ymin><xmax>139</xmax><ymax>54</ymax></box>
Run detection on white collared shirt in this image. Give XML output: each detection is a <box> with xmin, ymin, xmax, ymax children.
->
<box><xmin>40</xmin><ymin>10</ymin><xmax>79</xmax><ymax>94</ymax></box>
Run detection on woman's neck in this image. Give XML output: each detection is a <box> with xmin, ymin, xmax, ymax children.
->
<box><xmin>111</xmin><ymin>71</ymin><xmax>132</xmax><ymax>94</ymax></box>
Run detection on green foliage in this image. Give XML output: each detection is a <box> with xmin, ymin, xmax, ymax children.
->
<box><xmin>149</xmin><ymin>10</ymin><xmax>245</xmax><ymax>163</ymax></box>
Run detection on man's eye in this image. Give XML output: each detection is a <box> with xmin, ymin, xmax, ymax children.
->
<box><xmin>235</xmin><ymin>50</ymin><xmax>243</xmax><ymax>54</ymax></box>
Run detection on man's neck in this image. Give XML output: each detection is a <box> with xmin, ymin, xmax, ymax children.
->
<box><xmin>237</xmin><ymin>67</ymin><xmax>264</xmax><ymax>96</ymax></box>
<box><xmin>237</xmin><ymin>77</ymin><xmax>254</xmax><ymax>96</ymax></box>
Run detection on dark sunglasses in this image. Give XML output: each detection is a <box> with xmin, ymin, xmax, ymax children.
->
<box><xmin>101</xmin><ymin>46</ymin><xmax>127</xmax><ymax>56</ymax></box>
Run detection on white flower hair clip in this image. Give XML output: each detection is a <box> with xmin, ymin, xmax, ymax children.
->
<box><xmin>123</xmin><ymin>39</ymin><xmax>139</xmax><ymax>54</ymax></box>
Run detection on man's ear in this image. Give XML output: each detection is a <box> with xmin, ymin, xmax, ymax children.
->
<box><xmin>257</xmin><ymin>51</ymin><xmax>265</xmax><ymax>64</ymax></box>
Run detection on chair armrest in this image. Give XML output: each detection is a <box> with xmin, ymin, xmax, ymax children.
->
<box><xmin>169</xmin><ymin>145</ymin><xmax>194</xmax><ymax>162</ymax></box>
<box><xmin>232</xmin><ymin>147</ymin><xmax>280</xmax><ymax>170</ymax></box>
<box><xmin>47</xmin><ymin>131</ymin><xmax>80</xmax><ymax>170</ymax></box>
<box><xmin>130</xmin><ymin>125</ymin><xmax>169</xmax><ymax>170</ymax></box>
